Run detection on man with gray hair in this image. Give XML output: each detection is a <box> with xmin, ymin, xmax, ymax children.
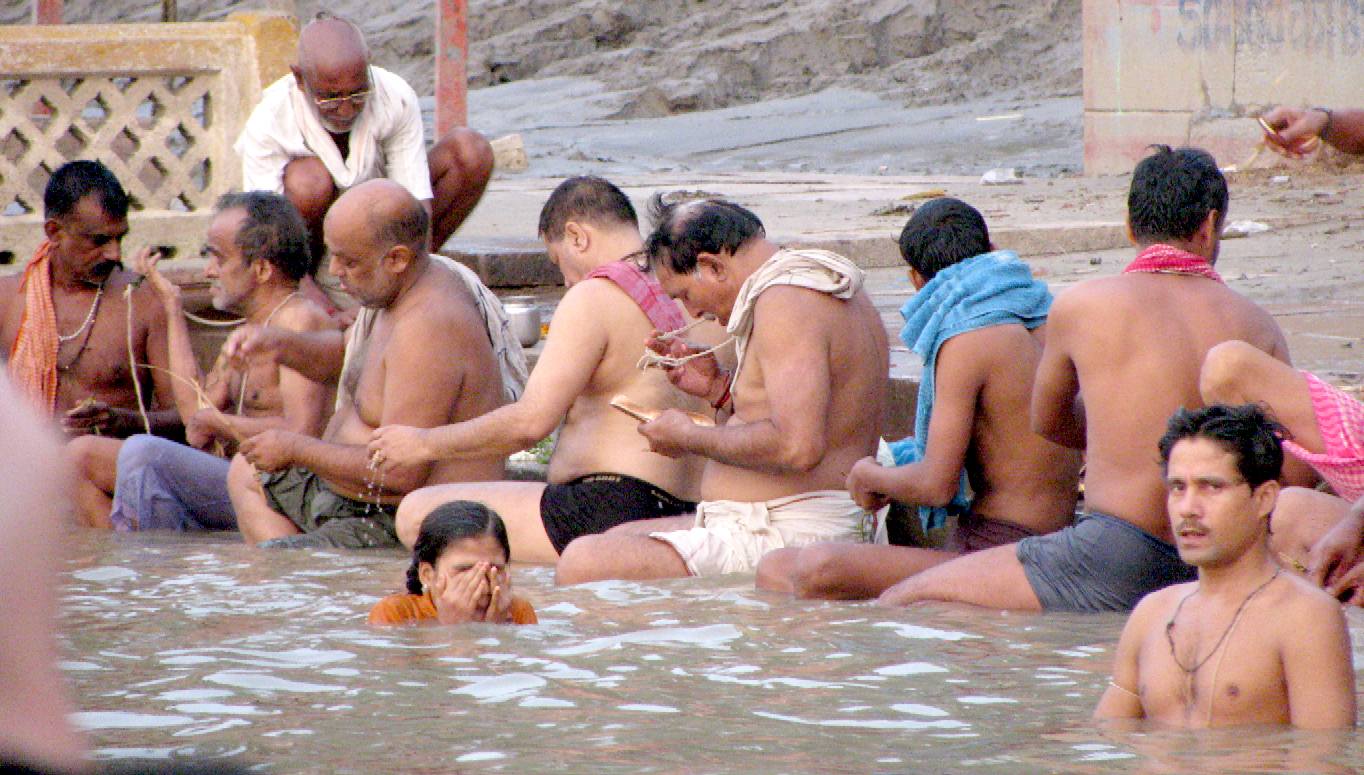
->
<box><xmin>78</xmin><ymin>190</ymin><xmax>337</xmax><ymax>531</ymax></box>
<box><xmin>555</xmin><ymin>198</ymin><xmax>889</xmax><ymax>582</ymax></box>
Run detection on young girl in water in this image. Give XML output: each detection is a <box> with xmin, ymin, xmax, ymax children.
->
<box><xmin>368</xmin><ymin>502</ymin><xmax>537</xmax><ymax>626</ymax></box>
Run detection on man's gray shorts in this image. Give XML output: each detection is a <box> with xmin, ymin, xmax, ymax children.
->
<box><xmin>110</xmin><ymin>435</ymin><xmax>236</xmax><ymax>531</ymax></box>
<box><xmin>1016</xmin><ymin>511</ymin><xmax>1196</xmax><ymax>612</ymax></box>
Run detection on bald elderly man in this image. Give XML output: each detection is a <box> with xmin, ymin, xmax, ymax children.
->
<box><xmin>227</xmin><ymin>180</ymin><xmax>505</xmax><ymax>549</ymax></box>
<box><xmin>235</xmin><ymin>12</ymin><xmax>492</xmax><ymax>263</ymax></box>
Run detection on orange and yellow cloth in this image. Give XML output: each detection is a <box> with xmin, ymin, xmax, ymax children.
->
<box><xmin>8</xmin><ymin>241</ymin><xmax>60</xmax><ymax>414</ymax></box>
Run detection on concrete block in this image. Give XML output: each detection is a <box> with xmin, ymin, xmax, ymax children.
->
<box><xmin>443</xmin><ymin>238</ymin><xmax>562</xmax><ymax>287</ymax></box>
<box><xmin>1083</xmin><ymin>0</ymin><xmax>1235</xmax><ymax>113</ymax></box>
<box><xmin>228</xmin><ymin>11</ymin><xmax>299</xmax><ymax>90</ymax></box>
<box><xmin>1233</xmin><ymin>1</ymin><xmax>1364</xmax><ymax>107</ymax></box>
<box><xmin>1084</xmin><ymin>110</ymin><xmax>1192</xmax><ymax>175</ymax></box>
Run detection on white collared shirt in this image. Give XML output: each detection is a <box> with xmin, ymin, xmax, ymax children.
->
<box><xmin>234</xmin><ymin>66</ymin><xmax>433</xmax><ymax>201</ymax></box>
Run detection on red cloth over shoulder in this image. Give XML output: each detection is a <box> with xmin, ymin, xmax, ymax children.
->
<box><xmin>585</xmin><ymin>259</ymin><xmax>687</xmax><ymax>333</ymax></box>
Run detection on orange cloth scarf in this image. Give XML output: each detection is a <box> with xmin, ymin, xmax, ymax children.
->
<box><xmin>8</xmin><ymin>240</ymin><xmax>60</xmax><ymax>415</ymax></box>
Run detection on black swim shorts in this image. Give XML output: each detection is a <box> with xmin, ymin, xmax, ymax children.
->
<box><xmin>540</xmin><ymin>472</ymin><xmax>696</xmax><ymax>553</ymax></box>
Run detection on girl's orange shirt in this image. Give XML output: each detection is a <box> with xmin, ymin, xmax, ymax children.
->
<box><xmin>367</xmin><ymin>591</ymin><xmax>538</xmax><ymax>626</ymax></box>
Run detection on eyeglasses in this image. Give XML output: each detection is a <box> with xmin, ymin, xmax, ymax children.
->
<box><xmin>307</xmin><ymin>68</ymin><xmax>372</xmax><ymax>109</ymax></box>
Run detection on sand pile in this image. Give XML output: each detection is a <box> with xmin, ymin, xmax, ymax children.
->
<box><xmin>16</xmin><ymin>0</ymin><xmax>1080</xmax><ymax>117</ymax></box>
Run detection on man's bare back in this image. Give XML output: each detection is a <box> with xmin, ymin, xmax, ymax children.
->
<box><xmin>545</xmin><ymin>278</ymin><xmax>713</xmax><ymax>498</ymax></box>
<box><xmin>1037</xmin><ymin>274</ymin><xmax>1286</xmax><ymax>541</ymax></box>
<box><xmin>957</xmin><ymin>324</ymin><xmax>1079</xmax><ymax>530</ymax></box>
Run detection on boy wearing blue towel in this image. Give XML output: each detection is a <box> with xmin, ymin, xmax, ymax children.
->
<box><xmin>756</xmin><ymin>198</ymin><xmax>1082</xmax><ymax>599</ymax></box>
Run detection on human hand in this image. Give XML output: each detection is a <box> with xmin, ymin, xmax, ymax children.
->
<box><xmin>62</xmin><ymin>399</ymin><xmax>125</xmax><ymax>437</ymax></box>
<box><xmin>1308</xmin><ymin>511</ymin><xmax>1364</xmax><ymax>600</ymax></box>
<box><xmin>432</xmin><ymin>561</ymin><xmax>492</xmax><ymax>625</ymax></box>
<box><xmin>638</xmin><ymin>409</ymin><xmax>698</xmax><ymax>458</ymax></box>
<box><xmin>238</xmin><ymin>429</ymin><xmax>297</xmax><ymax>472</ymax></box>
<box><xmin>846</xmin><ymin>456</ymin><xmax>891</xmax><ymax>512</ymax></box>
<box><xmin>367</xmin><ymin>425</ymin><xmax>435</xmax><ymax>475</ymax></box>
<box><xmin>644</xmin><ymin>333</ymin><xmax>727</xmax><ymax>401</ymax></box>
<box><xmin>186</xmin><ymin>408</ymin><xmax>225</xmax><ymax>450</ymax></box>
<box><xmin>482</xmin><ymin>564</ymin><xmax>513</xmax><ymax>623</ymax></box>
<box><xmin>222</xmin><ymin>324</ymin><xmax>283</xmax><ymax>372</ymax></box>
<box><xmin>128</xmin><ymin>246</ymin><xmax>179</xmax><ymax>305</ymax></box>
<box><xmin>1260</xmin><ymin>105</ymin><xmax>1328</xmax><ymax>158</ymax></box>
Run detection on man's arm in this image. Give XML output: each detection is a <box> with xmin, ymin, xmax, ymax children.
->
<box><xmin>1261</xmin><ymin>106</ymin><xmax>1364</xmax><ymax>156</ymax></box>
<box><xmin>207</xmin><ymin>305</ymin><xmax>337</xmax><ymax>443</ymax></box>
<box><xmin>1282</xmin><ymin>592</ymin><xmax>1357</xmax><ymax>728</ymax></box>
<box><xmin>381</xmin><ymin>75</ymin><xmax>435</xmax><ymax>202</ymax></box>
<box><xmin>223</xmin><ymin>324</ymin><xmax>346</xmax><ymax>383</ymax></box>
<box><xmin>1030</xmin><ymin>293</ymin><xmax>1086</xmax><ymax>449</ymax></box>
<box><xmin>1093</xmin><ymin>597</ymin><xmax>1152</xmax><ymax>721</ymax></box>
<box><xmin>856</xmin><ymin>334</ymin><xmax>985</xmax><ymax>506</ymax></box>
<box><xmin>642</xmin><ymin>287</ymin><xmax>831</xmax><ymax>473</ymax></box>
<box><xmin>370</xmin><ymin>282</ymin><xmax>609</xmax><ymax>466</ymax></box>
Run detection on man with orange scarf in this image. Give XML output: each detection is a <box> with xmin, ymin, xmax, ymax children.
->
<box><xmin>0</xmin><ymin>160</ymin><xmax>178</xmax><ymax>520</ymax></box>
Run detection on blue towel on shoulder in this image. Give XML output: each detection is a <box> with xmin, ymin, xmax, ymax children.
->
<box><xmin>885</xmin><ymin>250</ymin><xmax>1052</xmax><ymax>532</ymax></box>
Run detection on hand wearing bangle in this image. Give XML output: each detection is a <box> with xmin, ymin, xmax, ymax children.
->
<box><xmin>1314</xmin><ymin>106</ymin><xmax>1334</xmax><ymax>141</ymax></box>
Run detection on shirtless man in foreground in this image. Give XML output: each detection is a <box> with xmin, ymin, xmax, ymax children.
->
<box><xmin>1095</xmin><ymin>404</ymin><xmax>1354</xmax><ymax>728</ymax></box>
<box><xmin>0</xmin><ymin>160</ymin><xmax>178</xmax><ymax>523</ymax></box>
<box><xmin>367</xmin><ymin>176</ymin><xmax>719</xmax><ymax>561</ymax></box>
<box><xmin>555</xmin><ymin>199</ymin><xmax>888</xmax><ymax>582</ymax></box>
<box><xmin>756</xmin><ymin>199</ymin><xmax>1080</xmax><ymax>598</ymax></box>
<box><xmin>91</xmin><ymin>192</ymin><xmax>336</xmax><ymax>532</ymax></box>
<box><xmin>226</xmin><ymin>180</ymin><xmax>504</xmax><ymax>548</ymax></box>
<box><xmin>879</xmin><ymin>145</ymin><xmax>1293</xmax><ymax>611</ymax></box>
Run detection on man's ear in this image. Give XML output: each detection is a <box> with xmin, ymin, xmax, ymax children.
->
<box><xmin>1196</xmin><ymin>209</ymin><xmax>1222</xmax><ymax>248</ymax></box>
<box><xmin>1254</xmin><ymin>478</ymin><xmax>1282</xmax><ymax>522</ymax></box>
<box><xmin>564</xmin><ymin>221</ymin><xmax>590</xmax><ymax>253</ymax></box>
<box><xmin>43</xmin><ymin>218</ymin><xmax>62</xmax><ymax>241</ymax></box>
<box><xmin>382</xmin><ymin>244</ymin><xmax>415</xmax><ymax>273</ymax></box>
<box><xmin>696</xmin><ymin>252</ymin><xmax>727</xmax><ymax>281</ymax></box>
<box><xmin>250</xmin><ymin>258</ymin><xmax>275</xmax><ymax>285</ymax></box>
<box><xmin>1125</xmin><ymin>220</ymin><xmax>1137</xmax><ymax>246</ymax></box>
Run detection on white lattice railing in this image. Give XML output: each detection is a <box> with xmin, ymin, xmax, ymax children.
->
<box><xmin>0</xmin><ymin>18</ymin><xmax>292</xmax><ymax>268</ymax></box>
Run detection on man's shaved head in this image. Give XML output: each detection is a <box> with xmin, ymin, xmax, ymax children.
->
<box><xmin>331</xmin><ymin>179</ymin><xmax>430</xmax><ymax>257</ymax></box>
<box><xmin>296</xmin><ymin>14</ymin><xmax>369</xmax><ymax>80</ymax></box>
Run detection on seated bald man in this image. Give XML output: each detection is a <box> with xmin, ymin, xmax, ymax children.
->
<box><xmin>227</xmin><ymin>180</ymin><xmax>505</xmax><ymax>549</ymax></box>
<box><xmin>234</xmin><ymin>12</ymin><xmax>492</xmax><ymax>273</ymax></box>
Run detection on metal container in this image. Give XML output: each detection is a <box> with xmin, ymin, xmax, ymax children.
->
<box><xmin>504</xmin><ymin>300</ymin><xmax>542</xmax><ymax>348</ymax></box>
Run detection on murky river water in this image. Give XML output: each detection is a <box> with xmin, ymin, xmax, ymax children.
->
<box><xmin>59</xmin><ymin>532</ymin><xmax>1364</xmax><ymax>774</ymax></box>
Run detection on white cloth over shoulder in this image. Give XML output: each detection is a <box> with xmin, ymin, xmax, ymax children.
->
<box><xmin>727</xmin><ymin>248</ymin><xmax>864</xmax><ymax>384</ymax></box>
<box><xmin>651</xmin><ymin>490</ymin><xmax>871</xmax><ymax>575</ymax></box>
<box><xmin>234</xmin><ymin>66</ymin><xmax>433</xmax><ymax>201</ymax></box>
<box><xmin>337</xmin><ymin>255</ymin><xmax>528</xmax><ymax>412</ymax></box>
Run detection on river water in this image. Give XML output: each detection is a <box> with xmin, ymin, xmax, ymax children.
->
<box><xmin>60</xmin><ymin>531</ymin><xmax>1363</xmax><ymax>773</ymax></box>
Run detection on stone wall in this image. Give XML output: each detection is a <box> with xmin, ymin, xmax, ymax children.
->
<box><xmin>1083</xmin><ymin>0</ymin><xmax>1364</xmax><ymax>174</ymax></box>
<box><xmin>0</xmin><ymin>12</ymin><xmax>295</xmax><ymax>269</ymax></box>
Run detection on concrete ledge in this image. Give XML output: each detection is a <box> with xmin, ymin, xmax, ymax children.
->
<box><xmin>446</xmin><ymin>220</ymin><xmax>1133</xmax><ymax>287</ymax></box>
<box><xmin>444</xmin><ymin>237</ymin><xmax>561</xmax><ymax>287</ymax></box>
